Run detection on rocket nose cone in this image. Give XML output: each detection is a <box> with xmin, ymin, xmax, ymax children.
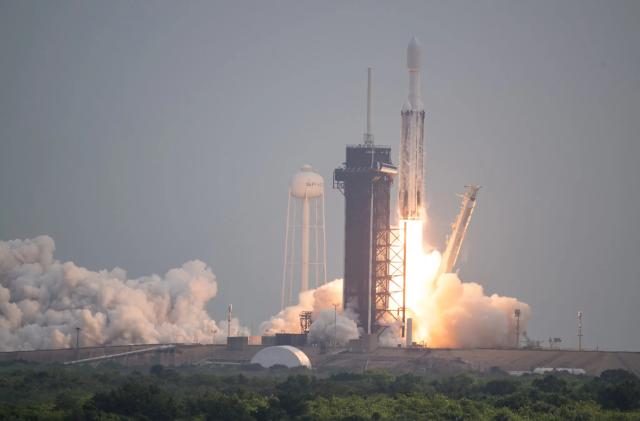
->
<box><xmin>407</xmin><ymin>37</ymin><xmax>421</xmax><ymax>70</ymax></box>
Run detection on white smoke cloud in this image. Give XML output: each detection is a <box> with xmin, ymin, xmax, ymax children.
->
<box><xmin>260</xmin><ymin>279</ymin><xmax>359</xmax><ymax>346</ymax></box>
<box><xmin>395</xmin><ymin>267</ymin><xmax>531</xmax><ymax>348</ymax></box>
<box><xmin>0</xmin><ymin>236</ymin><xmax>529</xmax><ymax>352</ymax></box>
<box><xmin>423</xmin><ymin>272</ymin><xmax>531</xmax><ymax>348</ymax></box>
<box><xmin>259</xmin><ymin>272</ymin><xmax>529</xmax><ymax>349</ymax></box>
<box><xmin>0</xmin><ymin>236</ymin><xmax>247</xmax><ymax>351</ymax></box>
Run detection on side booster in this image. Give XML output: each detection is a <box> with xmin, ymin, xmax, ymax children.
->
<box><xmin>398</xmin><ymin>37</ymin><xmax>426</xmax><ymax>220</ymax></box>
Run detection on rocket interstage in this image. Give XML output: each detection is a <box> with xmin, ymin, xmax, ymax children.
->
<box><xmin>398</xmin><ymin>37</ymin><xmax>426</xmax><ymax>221</ymax></box>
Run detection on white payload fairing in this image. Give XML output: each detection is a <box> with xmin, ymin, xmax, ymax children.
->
<box><xmin>398</xmin><ymin>37</ymin><xmax>426</xmax><ymax>220</ymax></box>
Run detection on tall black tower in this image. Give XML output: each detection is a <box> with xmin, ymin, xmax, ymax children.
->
<box><xmin>334</xmin><ymin>144</ymin><xmax>394</xmax><ymax>333</ymax></box>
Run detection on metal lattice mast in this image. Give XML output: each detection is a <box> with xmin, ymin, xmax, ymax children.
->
<box><xmin>577</xmin><ymin>311</ymin><xmax>583</xmax><ymax>351</ymax></box>
<box><xmin>373</xmin><ymin>224</ymin><xmax>406</xmax><ymax>332</ymax></box>
<box><xmin>299</xmin><ymin>311</ymin><xmax>312</xmax><ymax>334</ymax></box>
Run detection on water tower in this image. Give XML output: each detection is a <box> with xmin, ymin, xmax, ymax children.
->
<box><xmin>281</xmin><ymin>165</ymin><xmax>327</xmax><ymax>308</ymax></box>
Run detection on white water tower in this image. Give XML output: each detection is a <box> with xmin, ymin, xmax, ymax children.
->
<box><xmin>281</xmin><ymin>165</ymin><xmax>327</xmax><ymax>308</ymax></box>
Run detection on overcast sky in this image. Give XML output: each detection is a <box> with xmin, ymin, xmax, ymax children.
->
<box><xmin>1</xmin><ymin>1</ymin><xmax>639</xmax><ymax>350</ymax></box>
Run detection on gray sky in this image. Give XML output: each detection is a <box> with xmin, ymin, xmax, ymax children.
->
<box><xmin>1</xmin><ymin>1</ymin><xmax>639</xmax><ymax>350</ymax></box>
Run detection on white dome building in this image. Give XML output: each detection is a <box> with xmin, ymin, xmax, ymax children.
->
<box><xmin>250</xmin><ymin>345</ymin><xmax>312</xmax><ymax>369</ymax></box>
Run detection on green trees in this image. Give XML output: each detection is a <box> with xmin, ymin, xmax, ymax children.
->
<box><xmin>482</xmin><ymin>379</ymin><xmax>519</xmax><ymax>396</ymax></box>
<box><xmin>274</xmin><ymin>374</ymin><xmax>315</xmax><ymax>418</ymax></box>
<box><xmin>89</xmin><ymin>377</ymin><xmax>178</xmax><ymax>420</ymax></box>
<box><xmin>0</xmin><ymin>362</ymin><xmax>639</xmax><ymax>420</ymax></box>
<box><xmin>595</xmin><ymin>369</ymin><xmax>640</xmax><ymax>411</ymax></box>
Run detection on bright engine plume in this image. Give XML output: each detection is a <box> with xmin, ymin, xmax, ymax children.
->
<box><xmin>390</xmin><ymin>38</ymin><xmax>532</xmax><ymax>348</ymax></box>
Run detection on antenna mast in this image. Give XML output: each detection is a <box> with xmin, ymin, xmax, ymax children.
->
<box><xmin>364</xmin><ymin>67</ymin><xmax>374</xmax><ymax>145</ymax></box>
<box><xmin>227</xmin><ymin>304</ymin><xmax>232</xmax><ymax>339</ymax></box>
<box><xmin>577</xmin><ymin>311</ymin><xmax>583</xmax><ymax>351</ymax></box>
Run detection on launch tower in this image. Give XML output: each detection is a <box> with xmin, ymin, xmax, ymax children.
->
<box><xmin>334</xmin><ymin>69</ymin><xmax>396</xmax><ymax>333</ymax></box>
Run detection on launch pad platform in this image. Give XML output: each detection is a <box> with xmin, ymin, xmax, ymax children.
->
<box><xmin>2</xmin><ymin>344</ymin><xmax>639</xmax><ymax>377</ymax></box>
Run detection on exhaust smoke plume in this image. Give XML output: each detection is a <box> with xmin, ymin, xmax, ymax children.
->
<box><xmin>0</xmin><ymin>236</ymin><xmax>247</xmax><ymax>351</ymax></box>
<box><xmin>273</xmin><ymin>217</ymin><xmax>531</xmax><ymax>349</ymax></box>
<box><xmin>260</xmin><ymin>279</ymin><xmax>359</xmax><ymax>346</ymax></box>
<box><xmin>424</xmin><ymin>272</ymin><xmax>530</xmax><ymax>348</ymax></box>
<box><xmin>393</xmin><ymin>218</ymin><xmax>531</xmax><ymax>348</ymax></box>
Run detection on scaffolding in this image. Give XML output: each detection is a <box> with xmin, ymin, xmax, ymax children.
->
<box><xmin>374</xmin><ymin>224</ymin><xmax>406</xmax><ymax>335</ymax></box>
<box><xmin>334</xmin><ymin>144</ymin><xmax>394</xmax><ymax>334</ymax></box>
<box><xmin>299</xmin><ymin>311</ymin><xmax>312</xmax><ymax>334</ymax></box>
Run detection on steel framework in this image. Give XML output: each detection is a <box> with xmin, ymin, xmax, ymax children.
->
<box><xmin>334</xmin><ymin>144</ymin><xmax>394</xmax><ymax>334</ymax></box>
<box><xmin>374</xmin><ymin>224</ymin><xmax>407</xmax><ymax>335</ymax></box>
<box><xmin>299</xmin><ymin>311</ymin><xmax>312</xmax><ymax>334</ymax></box>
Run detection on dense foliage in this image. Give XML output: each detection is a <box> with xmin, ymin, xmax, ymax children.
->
<box><xmin>0</xmin><ymin>361</ymin><xmax>639</xmax><ymax>420</ymax></box>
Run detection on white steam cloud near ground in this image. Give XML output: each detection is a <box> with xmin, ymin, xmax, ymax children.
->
<box><xmin>264</xmin><ymin>273</ymin><xmax>530</xmax><ymax>349</ymax></box>
<box><xmin>418</xmin><ymin>273</ymin><xmax>531</xmax><ymax>348</ymax></box>
<box><xmin>1</xmin><ymin>236</ymin><xmax>529</xmax><ymax>352</ymax></box>
<box><xmin>0</xmin><ymin>236</ymin><xmax>247</xmax><ymax>351</ymax></box>
<box><xmin>259</xmin><ymin>279</ymin><xmax>360</xmax><ymax>346</ymax></box>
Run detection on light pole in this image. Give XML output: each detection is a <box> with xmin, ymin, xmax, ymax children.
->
<box><xmin>333</xmin><ymin>303</ymin><xmax>338</xmax><ymax>348</ymax></box>
<box><xmin>577</xmin><ymin>311</ymin><xmax>583</xmax><ymax>351</ymax></box>
<box><xmin>514</xmin><ymin>309</ymin><xmax>521</xmax><ymax>349</ymax></box>
<box><xmin>75</xmin><ymin>327</ymin><xmax>81</xmax><ymax>360</ymax></box>
<box><xmin>227</xmin><ymin>304</ymin><xmax>232</xmax><ymax>339</ymax></box>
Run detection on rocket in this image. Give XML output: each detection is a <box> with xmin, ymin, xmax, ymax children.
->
<box><xmin>398</xmin><ymin>37</ymin><xmax>426</xmax><ymax>220</ymax></box>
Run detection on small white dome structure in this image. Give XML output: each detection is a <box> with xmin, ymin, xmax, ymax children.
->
<box><xmin>250</xmin><ymin>346</ymin><xmax>312</xmax><ymax>369</ymax></box>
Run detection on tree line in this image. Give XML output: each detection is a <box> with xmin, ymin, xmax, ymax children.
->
<box><xmin>0</xmin><ymin>361</ymin><xmax>639</xmax><ymax>420</ymax></box>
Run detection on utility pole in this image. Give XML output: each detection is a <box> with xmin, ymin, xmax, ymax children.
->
<box><xmin>75</xmin><ymin>327</ymin><xmax>80</xmax><ymax>360</ymax></box>
<box><xmin>333</xmin><ymin>303</ymin><xmax>338</xmax><ymax>348</ymax></box>
<box><xmin>514</xmin><ymin>309</ymin><xmax>521</xmax><ymax>349</ymax></box>
<box><xmin>577</xmin><ymin>311</ymin><xmax>583</xmax><ymax>351</ymax></box>
<box><xmin>227</xmin><ymin>304</ymin><xmax>232</xmax><ymax>339</ymax></box>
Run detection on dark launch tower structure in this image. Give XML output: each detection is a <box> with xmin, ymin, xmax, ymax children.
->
<box><xmin>334</xmin><ymin>144</ymin><xmax>395</xmax><ymax>333</ymax></box>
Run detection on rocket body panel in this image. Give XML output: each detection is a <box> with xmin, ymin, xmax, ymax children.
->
<box><xmin>398</xmin><ymin>37</ymin><xmax>426</xmax><ymax>221</ymax></box>
<box><xmin>436</xmin><ymin>185</ymin><xmax>480</xmax><ymax>280</ymax></box>
<box><xmin>399</xmin><ymin>110</ymin><xmax>425</xmax><ymax>220</ymax></box>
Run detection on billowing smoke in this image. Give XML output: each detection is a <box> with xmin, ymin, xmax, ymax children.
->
<box><xmin>260</xmin><ymin>279</ymin><xmax>359</xmax><ymax>346</ymax></box>
<box><xmin>0</xmin><ymin>236</ymin><xmax>247</xmax><ymax>351</ymax></box>
<box><xmin>413</xmin><ymin>273</ymin><xmax>530</xmax><ymax>348</ymax></box>
<box><xmin>259</xmin><ymin>267</ymin><xmax>529</xmax><ymax>349</ymax></box>
<box><xmin>0</xmin><ymin>235</ymin><xmax>528</xmax><ymax>352</ymax></box>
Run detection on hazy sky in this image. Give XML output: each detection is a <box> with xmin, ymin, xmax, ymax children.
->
<box><xmin>1</xmin><ymin>1</ymin><xmax>639</xmax><ymax>350</ymax></box>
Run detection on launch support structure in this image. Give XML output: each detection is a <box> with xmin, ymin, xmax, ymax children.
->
<box><xmin>334</xmin><ymin>69</ymin><xmax>398</xmax><ymax>334</ymax></box>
